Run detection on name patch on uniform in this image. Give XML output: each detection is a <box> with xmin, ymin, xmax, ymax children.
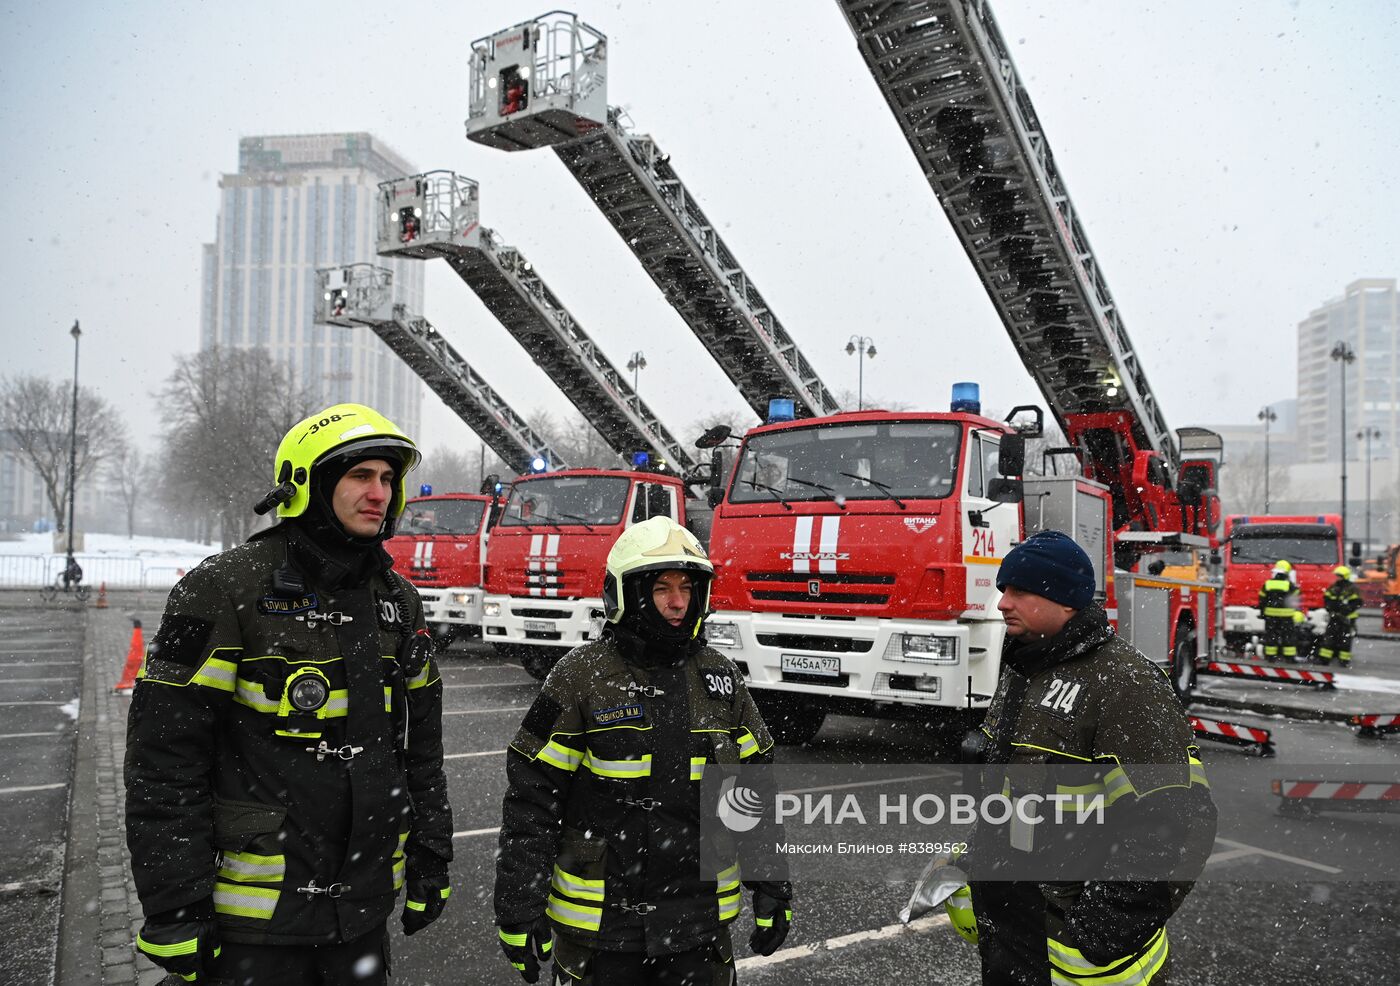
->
<box><xmin>376</xmin><ymin>593</ymin><xmax>403</xmax><ymax>630</ymax></box>
<box><xmin>594</xmin><ymin>704</ymin><xmax>644</xmax><ymax>726</ymax></box>
<box><xmin>1037</xmin><ymin>677</ymin><xmax>1082</xmax><ymax>721</ymax></box>
<box><xmin>702</xmin><ymin>670</ymin><xmax>735</xmax><ymax>700</ymax></box>
<box><xmin>257</xmin><ymin>593</ymin><xmax>318</xmax><ymax>615</ymax></box>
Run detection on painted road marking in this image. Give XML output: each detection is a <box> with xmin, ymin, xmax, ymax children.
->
<box><xmin>452</xmin><ymin>827</ymin><xmax>501</xmax><ymax>839</ymax></box>
<box><xmin>0</xmin><ymin>662</ymin><xmax>81</xmax><ymax>668</ymax></box>
<box><xmin>442</xmin><ymin>706</ymin><xmax>527</xmax><ymax>717</ymax></box>
<box><xmin>0</xmin><ymin>701</ymin><xmax>68</xmax><ymax>707</ymax></box>
<box><xmin>442</xmin><ymin>682</ymin><xmax>532</xmax><ymax>689</ymax></box>
<box><xmin>1212</xmin><ymin>837</ymin><xmax>1342</xmax><ymax>874</ymax></box>
<box><xmin>0</xmin><ymin>783</ymin><xmax>66</xmax><ymax>796</ymax></box>
<box><xmin>782</xmin><ymin>772</ymin><xmax>958</xmax><ymax>797</ymax></box>
<box><xmin>0</xmin><ymin>732</ymin><xmax>66</xmax><ymax>740</ymax></box>
<box><xmin>0</xmin><ymin>677</ymin><xmax>73</xmax><ymax>684</ymax></box>
<box><xmin>440</xmin><ymin>664</ymin><xmax>523</xmax><ymax>672</ymax></box>
<box><xmin>444</xmin><ymin>750</ymin><xmax>506</xmax><ymax>760</ymax></box>
<box><xmin>737</xmin><ymin>912</ymin><xmax>950</xmax><ymax>971</ymax></box>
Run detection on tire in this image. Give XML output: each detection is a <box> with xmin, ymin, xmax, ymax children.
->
<box><xmin>430</xmin><ymin>624</ymin><xmax>458</xmax><ymax>652</ymax></box>
<box><xmin>75</xmin><ymin>584</ymin><xmax>90</xmax><ymax>603</ymax></box>
<box><xmin>519</xmin><ymin>646</ymin><xmax>559</xmax><ymax>682</ymax></box>
<box><xmin>757</xmin><ymin>694</ymin><xmax>826</xmax><ymax>745</ymax></box>
<box><xmin>1171</xmin><ymin>623</ymin><xmax>1197</xmax><ymax>701</ymax></box>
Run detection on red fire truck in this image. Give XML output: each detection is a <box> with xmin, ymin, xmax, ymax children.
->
<box><xmin>482</xmin><ymin>466</ymin><xmax>688</xmax><ymax>679</ymax></box>
<box><xmin>385</xmin><ymin>492</ymin><xmax>495</xmax><ymax>648</ymax></box>
<box><xmin>700</xmin><ymin>390</ymin><xmax>1219</xmax><ymax>743</ymax></box>
<box><xmin>1220</xmin><ymin>514</ymin><xmax>1343</xmax><ymax>653</ymax></box>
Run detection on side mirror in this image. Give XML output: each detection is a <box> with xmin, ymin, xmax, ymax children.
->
<box><xmin>707</xmin><ymin>448</ymin><xmax>727</xmax><ymax>509</ymax></box>
<box><xmin>1350</xmin><ymin>541</ymin><xmax>1363</xmax><ymax>567</ymax></box>
<box><xmin>1210</xmin><ymin>549</ymin><xmax>1222</xmax><ymax>567</ymax></box>
<box><xmin>479</xmin><ymin>473</ymin><xmax>500</xmax><ymax>496</ymax></box>
<box><xmin>998</xmin><ymin>434</ymin><xmax>1026</xmax><ymax>477</ymax></box>
<box><xmin>695</xmin><ymin>424</ymin><xmax>733</xmax><ymax>449</ymax></box>
<box><xmin>986</xmin><ymin>477</ymin><xmax>1023</xmax><ymax>503</ymax></box>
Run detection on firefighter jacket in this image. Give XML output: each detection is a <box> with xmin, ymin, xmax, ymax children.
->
<box><xmin>1257</xmin><ymin>577</ymin><xmax>1298</xmax><ymax>620</ymax></box>
<box><xmin>968</xmin><ymin>605</ymin><xmax>1216</xmax><ymax>986</ymax></box>
<box><xmin>494</xmin><ymin>633</ymin><xmax>788</xmax><ymax>956</ymax></box>
<box><xmin>124</xmin><ymin>523</ymin><xmax>453</xmax><ymax>946</ymax></box>
<box><xmin>1323</xmin><ymin>579</ymin><xmax>1362</xmax><ymax>623</ymax></box>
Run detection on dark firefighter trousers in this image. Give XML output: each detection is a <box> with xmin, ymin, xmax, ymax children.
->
<box><xmin>205</xmin><ymin>924</ymin><xmax>388</xmax><ymax>986</ymax></box>
<box><xmin>1262</xmin><ymin>615</ymin><xmax>1297</xmax><ymax>660</ymax></box>
<box><xmin>1317</xmin><ymin>619</ymin><xmax>1355</xmax><ymax>664</ymax></box>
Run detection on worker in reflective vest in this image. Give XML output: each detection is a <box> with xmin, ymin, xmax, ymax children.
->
<box><xmin>1257</xmin><ymin>561</ymin><xmax>1300</xmax><ymax>660</ymax></box>
<box><xmin>1318</xmin><ymin>565</ymin><xmax>1362</xmax><ymax>665</ymax></box>
<box><xmin>494</xmin><ymin>517</ymin><xmax>792</xmax><ymax>984</ymax></box>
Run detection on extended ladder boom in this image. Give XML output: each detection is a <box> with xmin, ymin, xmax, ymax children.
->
<box><xmin>316</xmin><ymin>264</ymin><xmax>567</xmax><ymax>476</ymax></box>
<box><xmin>464</xmin><ymin>12</ymin><xmax>841</xmax><ymax>421</ymax></box>
<box><xmin>837</xmin><ymin>0</ymin><xmax>1177</xmax><ymax>472</ymax></box>
<box><xmin>379</xmin><ymin>171</ymin><xmax>695</xmax><ymax>475</ymax></box>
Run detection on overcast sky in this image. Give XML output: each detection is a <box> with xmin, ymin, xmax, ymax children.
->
<box><xmin>3</xmin><ymin>1</ymin><xmax>1397</xmax><ymax>460</ymax></box>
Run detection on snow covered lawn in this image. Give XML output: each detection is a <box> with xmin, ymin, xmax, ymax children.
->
<box><xmin>0</xmin><ymin>532</ymin><xmax>220</xmax><ymax>587</ymax></box>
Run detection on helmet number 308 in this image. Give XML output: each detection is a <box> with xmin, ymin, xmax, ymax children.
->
<box><xmin>306</xmin><ymin>413</ymin><xmax>346</xmax><ymax>437</ymax></box>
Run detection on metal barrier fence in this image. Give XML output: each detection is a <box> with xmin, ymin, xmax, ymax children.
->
<box><xmin>0</xmin><ymin>554</ymin><xmax>191</xmax><ymax>589</ymax></box>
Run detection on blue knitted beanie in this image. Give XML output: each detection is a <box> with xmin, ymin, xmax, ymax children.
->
<box><xmin>995</xmin><ymin>530</ymin><xmax>1096</xmax><ymax>610</ymax></box>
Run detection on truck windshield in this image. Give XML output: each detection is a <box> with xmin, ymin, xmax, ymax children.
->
<box><xmin>1229</xmin><ymin>528</ymin><xmax>1339</xmax><ymax>566</ymax></box>
<box><xmin>730</xmin><ymin>421</ymin><xmax>962</xmax><ymax>504</ymax></box>
<box><xmin>399</xmin><ymin>499</ymin><xmax>484</xmax><ymax>535</ymax></box>
<box><xmin>500</xmin><ymin>476</ymin><xmax>630</xmax><ymax>527</ymax></box>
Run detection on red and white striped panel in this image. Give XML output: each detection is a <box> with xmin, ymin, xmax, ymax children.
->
<box><xmin>1190</xmin><ymin>716</ymin><xmax>1272</xmax><ymax>745</ymax></box>
<box><xmin>1353</xmin><ymin>714</ymin><xmax>1400</xmax><ymax>730</ymax></box>
<box><xmin>1204</xmin><ymin>662</ymin><xmax>1336</xmax><ymax>686</ymax></box>
<box><xmin>1277</xmin><ymin>781</ymin><xmax>1400</xmax><ymax>801</ymax></box>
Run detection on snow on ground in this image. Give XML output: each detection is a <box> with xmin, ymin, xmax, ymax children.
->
<box><xmin>0</xmin><ymin>531</ymin><xmax>220</xmax><ymax>587</ymax></box>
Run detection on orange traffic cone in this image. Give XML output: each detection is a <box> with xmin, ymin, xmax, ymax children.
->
<box><xmin>95</xmin><ymin>582</ymin><xmax>108</xmax><ymax>609</ymax></box>
<box><xmin>114</xmin><ymin>618</ymin><xmax>144</xmax><ymax>692</ymax></box>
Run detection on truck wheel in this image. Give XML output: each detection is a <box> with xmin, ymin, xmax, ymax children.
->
<box><xmin>431</xmin><ymin>625</ymin><xmax>458</xmax><ymax>651</ymax></box>
<box><xmin>519</xmin><ymin>646</ymin><xmax>558</xmax><ymax>682</ymax></box>
<box><xmin>758</xmin><ymin>695</ymin><xmax>826</xmax><ymax>745</ymax></box>
<box><xmin>1171</xmin><ymin>624</ymin><xmax>1197</xmax><ymax>701</ymax></box>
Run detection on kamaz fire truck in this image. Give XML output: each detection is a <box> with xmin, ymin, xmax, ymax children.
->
<box><xmin>481</xmin><ymin>465</ymin><xmax>688</xmax><ymax>679</ymax></box>
<box><xmin>1220</xmin><ymin>514</ymin><xmax>1343</xmax><ymax>652</ymax></box>
<box><xmin>384</xmin><ymin>492</ymin><xmax>495</xmax><ymax>648</ymax></box>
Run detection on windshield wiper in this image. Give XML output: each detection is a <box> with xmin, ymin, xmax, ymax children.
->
<box><xmin>517</xmin><ymin>514</ymin><xmax>562</xmax><ymax>531</ymax></box>
<box><xmin>743</xmin><ymin>478</ymin><xmax>793</xmax><ymax>511</ymax></box>
<box><xmin>839</xmin><ymin>472</ymin><xmax>907</xmax><ymax>510</ymax></box>
<box><xmin>556</xmin><ymin>511</ymin><xmax>596</xmax><ymax>531</ymax></box>
<box><xmin>786</xmin><ymin>475</ymin><xmax>846</xmax><ymax>510</ymax></box>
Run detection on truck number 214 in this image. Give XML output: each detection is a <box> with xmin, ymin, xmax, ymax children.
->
<box><xmin>969</xmin><ymin>528</ymin><xmax>996</xmax><ymax>556</ymax></box>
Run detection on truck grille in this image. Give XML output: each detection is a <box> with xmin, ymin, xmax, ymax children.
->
<box><xmin>512</xmin><ymin>607</ymin><xmax>572</xmax><ymax>619</ymax></box>
<box><xmin>756</xmin><ymin>633</ymin><xmax>873</xmax><ymax>653</ymax></box>
<box><xmin>745</xmin><ymin>570</ymin><xmax>894</xmax><ymax>605</ymax></box>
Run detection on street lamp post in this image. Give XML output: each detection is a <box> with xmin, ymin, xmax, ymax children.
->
<box><xmin>845</xmin><ymin>335</ymin><xmax>877</xmax><ymax>410</ymax></box>
<box><xmin>1358</xmin><ymin>426</ymin><xmax>1381</xmax><ymax>557</ymax></box>
<box><xmin>64</xmin><ymin>320</ymin><xmax>81</xmax><ymax>588</ymax></box>
<box><xmin>626</xmin><ymin>351</ymin><xmax>647</xmax><ymax>393</ymax></box>
<box><xmin>1257</xmin><ymin>406</ymin><xmax>1277</xmax><ymax>513</ymax></box>
<box><xmin>1329</xmin><ymin>341</ymin><xmax>1355</xmax><ymax>544</ymax></box>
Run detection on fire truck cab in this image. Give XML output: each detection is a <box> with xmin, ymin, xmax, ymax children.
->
<box><xmin>1220</xmin><ymin>514</ymin><xmax>1342</xmax><ymax>652</ymax></box>
<box><xmin>384</xmin><ymin>493</ymin><xmax>495</xmax><ymax>647</ymax></box>
<box><xmin>481</xmin><ymin>466</ymin><xmax>687</xmax><ymax>679</ymax></box>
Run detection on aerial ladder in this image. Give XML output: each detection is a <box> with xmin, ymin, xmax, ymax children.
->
<box><xmin>316</xmin><ymin>263</ymin><xmax>567</xmax><ymax>475</ymax></box>
<box><xmin>464</xmin><ymin>12</ymin><xmax>842</xmax><ymax>422</ymax></box>
<box><xmin>836</xmin><ymin>0</ymin><xmax>1222</xmax><ymax>560</ymax></box>
<box><xmin>376</xmin><ymin>169</ymin><xmax>696</xmax><ymax>477</ymax></box>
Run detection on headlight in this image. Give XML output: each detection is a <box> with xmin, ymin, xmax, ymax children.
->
<box><xmin>484</xmin><ymin>602</ymin><xmax>501</xmax><ymax>618</ymax></box>
<box><xmin>707</xmin><ymin>621</ymin><xmax>740</xmax><ymax>649</ymax></box>
<box><xmin>900</xmin><ymin>633</ymin><xmax>958</xmax><ymax>663</ymax></box>
<box><xmin>451</xmin><ymin>591</ymin><xmax>475</xmax><ymax>606</ymax></box>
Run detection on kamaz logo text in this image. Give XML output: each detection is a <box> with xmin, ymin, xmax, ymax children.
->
<box><xmin>780</xmin><ymin>551</ymin><xmax>849</xmax><ymax>562</ymax></box>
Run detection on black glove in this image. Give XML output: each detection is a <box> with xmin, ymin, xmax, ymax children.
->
<box><xmin>749</xmin><ymin>886</ymin><xmax>792</xmax><ymax>956</ymax></box>
<box><xmin>498</xmin><ymin>916</ymin><xmax>553</xmax><ymax>983</ymax></box>
<box><xmin>401</xmin><ymin>874</ymin><xmax>451</xmax><ymax>936</ymax></box>
<box><xmin>136</xmin><ymin>908</ymin><xmax>221</xmax><ymax>983</ymax></box>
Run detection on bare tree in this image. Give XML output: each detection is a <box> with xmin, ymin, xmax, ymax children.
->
<box><xmin>106</xmin><ymin>443</ymin><xmax>148</xmax><ymax>538</ymax></box>
<box><xmin>0</xmin><ymin>374</ymin><xmax>128</xmax><ymax>531</ymax></box>
<box><xmin>157</xmin><ymin>348</ymin><xmax>308</xmax><ymax>549</ymax></box>
<box><xmin>1219</xmin><ymin>444</ymin><xmax>1290</xmax><ymax>516</ymax></box>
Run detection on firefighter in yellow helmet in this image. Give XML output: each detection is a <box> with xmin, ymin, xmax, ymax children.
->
<box><xmin>1257</xmin><ymin>560</ymin><xmax>1301</xmax><ymax>661</ymax></box>
<box><xmin>125</xmin><ymin>404</ymin><xmax>453</xmax><ymax>984</ymax></box>
<box><xmin>1318</xmin><ymin>565</ymin><xmax>1363</xmax><ymax>665</ymax></box>
<box><xmin>494</xmin><ymin>516</ymin><xmax>792</xmax><ymax>983</ymax></box>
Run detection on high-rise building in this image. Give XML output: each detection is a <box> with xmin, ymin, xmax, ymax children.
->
<box><xmin>200</xmin><ymin>133</ymin><xmax>425</xmax><ymax>434</ymax></box>
<box><xmin>1296</xmin><ymin>278</ymin><xmax>1398</xmax><ymax>467</ymax></box>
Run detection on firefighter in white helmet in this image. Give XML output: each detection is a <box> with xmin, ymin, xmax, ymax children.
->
<box><xmin>494</xmin><ymin>516</ymin><xmax>792</xmax><ymax>983</ymax></box>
